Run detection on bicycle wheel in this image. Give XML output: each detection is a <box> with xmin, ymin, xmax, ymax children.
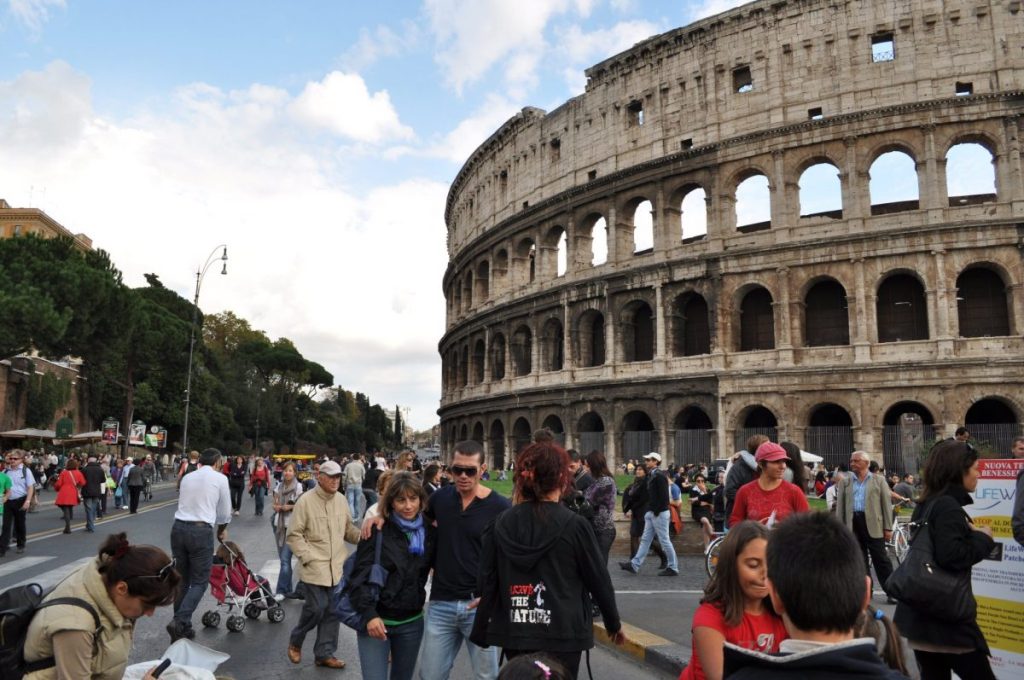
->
<box><xmin>705</xmin><ymin>536</ymin><xmax>724</xmax><ymax>578</ymax></box>
<box><xmin>892</xmin><ymin>525</ymin><xmax>910</xmax><ymax>563</ymax></box>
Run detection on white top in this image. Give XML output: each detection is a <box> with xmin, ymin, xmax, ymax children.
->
<box><xmin>7</xmin><ymin>463</ymin><xmax>35</xmax><ymax>498</ymax></box>
<box><xmin>174</xmin><ymin>465</ymin><xmax>232</xmax><ymax>526</ymax></box>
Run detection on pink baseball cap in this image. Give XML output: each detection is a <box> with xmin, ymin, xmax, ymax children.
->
<box><xmin>755</xmin><ymin>442</ymin><xmax>789</xmax><ymax>462</ymax></box>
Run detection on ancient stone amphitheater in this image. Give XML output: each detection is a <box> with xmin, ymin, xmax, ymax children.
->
<box><xmin>438</xmin><ymin>0</ymin><xmax>1024</xmax><ymax>472</ymax></box>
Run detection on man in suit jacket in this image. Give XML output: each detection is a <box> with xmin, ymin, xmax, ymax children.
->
<box><xmin>836</xmin><ymin>450</ymin><xmax>896</xmax><ymax>604</ymax></box>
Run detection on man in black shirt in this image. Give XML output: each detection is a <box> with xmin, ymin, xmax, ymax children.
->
<box><xmin>420</xmin><ymin>440</ymin><xmax>510</xmax><ymax>680</ymax></box>
<box><xmin>620</xmin><ymin>452</ymin><xmax>678</xmax><ymax>576</ymax></box>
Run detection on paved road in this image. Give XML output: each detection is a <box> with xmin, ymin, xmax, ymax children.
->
<box><xmin>3</xmin><ymin>485</ymin><xmax>673</xmax><ymax>679</ymax></box>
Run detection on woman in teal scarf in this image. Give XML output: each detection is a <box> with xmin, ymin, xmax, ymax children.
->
<box><xmin>349</xmin><ymin>471</ymin><xmax>435</xmax><ymax>680</ymax></box>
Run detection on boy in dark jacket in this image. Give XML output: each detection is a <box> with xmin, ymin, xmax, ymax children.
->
<box><xmin>724</xmin><ymin>512</ymin><xmax>908</xmax><ymax>679</ymax></box>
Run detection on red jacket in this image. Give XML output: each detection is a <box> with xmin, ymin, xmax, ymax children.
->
<box><xmin>249</xmin><ymin>466</ymin><xmax>270</xmax><ymax>491</ymax></box>
<box><xmin>54</xmin><ymin>468</ymin><xmax>86</xmax><ymax>506</ymax></box>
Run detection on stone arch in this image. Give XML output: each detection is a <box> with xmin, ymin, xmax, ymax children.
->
<box><xmin>541</xmin><ymin>224</ymin><xmax>567</xmax><ymax>279</ymax></box>
<box><xmin>964</xmin><ymin>397</ymin><xmax>1022</xmax><ymax>454</ymax></box>
<box><xmin>471</xmin><ymin>421</ymin><xmax>484</xmax><ymax>444</ymax></box>
<box><xmin>511</xmin><ymin>324</ymin><xmax>533</xmax><ymax>376</ymax></box>
<box><xmin>621</xmin><ymin>299</ymin><xmax>655</xmax><ymax>362</ymax></box>
<box><xmin>540</xmin><ymin>316</ymin><xmax>565</xmax><ymax>372</ymax></box>
<box><xmin>577</xmin><ymin>211</ymin><xmax>608</xmax><ymax>267</ymax></box>
<box><xmin>475</xmin><ymin>260</ymin><xmax>490</xmax><ymax>302</ymax></box>
<box><xmin>945</xmin><ymin>140</ymin><xmax>997</xmax><ymax>206</ymax></box>
<box><xmin>577</xmin><ymin>411</ymin><xmax>606</xmax><ymax>455</ymax></box>
<box><xmin>459</xmin><ymin>344</ymin><xmax>469</xmax><ymax>386</ymax></box>
<box><xmin>805</xmin><ymin>402</ymin><xmax>855</xmax><ymax>468</ymax></box>
<box><xmin>876</xmin><ymin>271</ymin><xmax>928</xmax><ymax>342</ymax></box>
<box><xmin>669</xmin><ymin>182</ymin><xmax>708</xmax><ymax>241</ymax></box>
<box><xmin>734</xmin><ymin>404</ymin><xmax>778</xmax><ymax>449</ymax></box>
<box><xmin>797</xmin><ymin>159</ymin><xmax>843</xmax><ymax>219</ymax></box>
<box><xmin>803</xmin><ymin>277</ymin><xmax>850</xmax><ymax>347</ymax></box>
<box><xmin>472</xmin><ymin>338</ymin><xmax>486</xmax><ymax>384</ymax></box>
<box><xmin>452</xmin><ymin>281</ymin><xmax>463</xmax><ymax>317</ymax></box>
<box><xmin>738</xmin><ymin>286</ymin><xmax>775</xmax><ymax>351</ymax></box>
<box><xmin>490</xmin><ymin>332</ymin><xmax>507</xmax><ymax>380</ymax></box>
<box><xmin>489</xmin><ymin>419</ymin><xmax>506</xmax><ymax>469</ymax></box>
<box><xmin>883</xmin><ymin>400</ymin><xmax>937</xmax><ymax>426</ymax></box>
<box><xmin>671</xmin><ymin>291</ymin><xmax>711</xmax><ymax>356</ymax></box>
<box><xmin>734</xmin><ymin>169</ymin><xmax>772</xmax><ymax>231</ymax></box>
<box><xmin>621</xmin><ymin>409</ymin><xmax>658</xmax><ymax>460</ymax></box>
<box><xmin>957</xmin><ymin>265</ymin><xmax>1010</xmax><ymax>337</ymax></box>
<box><xmin>459</xmin><ymin>423</ymin><xmax>469</xmax><ymax>440</ymax></box>
<box><xmin>622</xmin><ymin>196</ymin><xmax>655</xmax><ymax>254</ymax></box>
<box><xmin>514</xmin><ymin>236</ymin><xmax>537</xmax><ymax>286</ymax></box>
<box><xmin>673</xmin><ymin>405</ymin><xmax>714</xmax><ymax>465</ymax></box>
<box><xmin>512</xmin><ymin>416</ymin><xmax>533</xmax><ymax>456</ymax></box>
<box><xmin>541</xmin><ymin>413</ymin><xmax>566</xmax><ymax>446</ymax></box>
<box><xmin>462</xmin><ymin>271</ymin><xmax>473</xmax><ymax>312</ymax></box>
<box><xmin>868</xmin><ymin>146</ymin><xmax>920</xmax><ymax>215</ymax></box>
<box><xmin>575</xmin><ymin>308</ymin><xmax>606</xmax><ymax>367</ymax></box>
<box><xmin>493</xmin><ymin>248</ymin><xmax>509</xmax><ymax>290</ymax></box>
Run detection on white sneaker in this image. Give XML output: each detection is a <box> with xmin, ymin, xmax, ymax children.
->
<box><xmin>122</xmin><ymin>506</ymin><xmax>129</xmax><ymax>510</ymax></box>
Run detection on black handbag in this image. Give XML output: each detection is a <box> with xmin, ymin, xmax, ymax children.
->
<box><xmin>886</xmin><ymin>502</ymin><xmax>977</xmax><ymax>622</ymax></box>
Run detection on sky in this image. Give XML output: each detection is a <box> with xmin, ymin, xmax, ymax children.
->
<box><xmin>0</xmin><ymin>0</ymin><xmax>995</xmax><ymax>430</ymax></box>
<box><xmin>0</xmin><ymin>0</ymin><xmax>757</xmax><ymax>429</ymax></box>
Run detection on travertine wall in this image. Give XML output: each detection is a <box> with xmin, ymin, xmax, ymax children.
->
<box><xmin>438</xmin><ymin>0</ymin><xmax>1024</xmax><ymax>470</ymax></box>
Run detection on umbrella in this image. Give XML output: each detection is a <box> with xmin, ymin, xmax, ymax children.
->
<box><xmin>799</xmin><ymin>449</ymin><xmax>823</xmax><ymax>463</ymax></box>
<box><xmin>0</xmin><ymin>428</ymin><xmax>56</xmax><ymax>440</ymax></box>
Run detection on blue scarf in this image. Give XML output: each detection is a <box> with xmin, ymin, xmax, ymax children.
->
<box><xmin>392</xmin><ymin>513</ymin><xmax>425</xmax><ymax>555</ymax></box>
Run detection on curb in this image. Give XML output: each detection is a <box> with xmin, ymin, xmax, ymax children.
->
<box><xmin>593</xmin><ymin>620</ymin><xmax>688</xmax><ymax>677</ymax></box>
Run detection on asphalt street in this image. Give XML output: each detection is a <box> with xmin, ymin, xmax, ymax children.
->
<box><xmin>3</xmin><ymin>484</ymin><xmax>674</xmax><ymax>680</ymax></box>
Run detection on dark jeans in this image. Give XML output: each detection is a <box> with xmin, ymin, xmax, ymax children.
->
<box><xmin>289</xmin><ymin>582</ymin><xmax>339</xmax><ymax>660</ymax></box>
<box><xmin>595</xmin><ymin>526</ymin><xmax>615</xmax><ymax>566</ymax></box>
<box><xmin>229</xmin><ymin>484</ymin><xmax>244</xmax><ymax>511</ymax></box>
<box><xmin>170</xmin><ymin>520</ymin><xmax>214</xmax><ymax>628</ymax></box>
<box><xmin>99</xmin><ymin>491</ymin><xmax>107</xmax><ymax>516</ymax></box>
<box><xmin>83</xmin><ymin>497</ymin><xmax>99</xmax><ymax>531</ymax></box>
<box><xmin>129</xmin><ymin>485</ymin><xmax>143</xmax><ymax>513</ymax></box>
<box><xmin>253</xmin><ymin>485</ymin><xmax>266</xmax><ymax>515</ymax></box>
<box><xmin>505</xmin><ymin>648</ymin><xmax>582</xmax><ymax>679</ymax></box>
<box><xmin>356</xmin><ymin>616</ymin><xmax>424</xmax><ymax>680</ymax></box>
<box><xmin>1</xmin><ymin>497</ymin><xmax>28</xmax><ymax>551</ymax></box>
<box><xmin>914</xmin><ymin>649</ymin><xmax>996</xmax><ymax>680</ymax></box>
<box><xmin>852</xmin><ymin>512</ymin><xmax>893</xmax><ymax>592</ymax></box>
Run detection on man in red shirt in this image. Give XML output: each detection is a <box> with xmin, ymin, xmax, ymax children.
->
<box><xmin>729</xmin><ymin>443</ymin><xmax>809</xmax><ymax>527</ymax></box>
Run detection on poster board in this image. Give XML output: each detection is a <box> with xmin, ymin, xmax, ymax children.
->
<box><xmin>967</xmin><ymin>458</ymin><xmax>1024</xmax><ymax>679</ymax></box>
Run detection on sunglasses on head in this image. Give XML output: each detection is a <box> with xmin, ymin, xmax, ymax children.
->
<box><xmin>451</xmin><ymin>465</ymin><xmax>478</xmax><ymax>477</ymax></box>
<box><xmin>132</xmin><ymin>558</ymin><xmax>176</xmax><ymax>581</ymax></box>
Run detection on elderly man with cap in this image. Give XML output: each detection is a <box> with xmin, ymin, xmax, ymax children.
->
<box><xmin>729</xmin><ymin>441</ymin><xmax>810</xmax><ymax>527</ymax></box>
<box><xmin>286</xmin><ymin>459</ymin><xmax>362</xmax><ymax>669</ymax></box>
<box><xmin>620</xmin><ymin>451</ymin><xmax>679</xmax><ymax>576</ymax></box>
<box><xmin>836</xmin><ymin>450</ymin><xmax>896</xmax><ymax>603</ymax></box>
<box><xmin>168</xmin><ymin>447</ymin><xmax>233</xmax><ymax>642</ymax></box>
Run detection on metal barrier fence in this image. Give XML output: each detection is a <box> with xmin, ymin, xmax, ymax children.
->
<box><xmin>578</xmin><ymin>432</ymin><xmax>605</xmax><ymax>455</ymax></box>
<box><xmin>622</xmin><ymin>430</ymin><xmax>659</xmax><ymax>460</ymax></box>
<box><xmin>805</xmin><ymin>426</ymin><xmax>855</xmax><ymax>471</ymax></box>
<box><xmin>882</xmin><ymin>425</ymin><xmax>938</xmax><ymax>476</ymax></box>
<box><xmin>734</xmin><ymin>427</ymin><xmax>778</xmax><ymax>452</ymax></box>
<box><xmin>672</xmin><ymin>429</ymin><xmax>713</xmax><ymax>466</ymax></box>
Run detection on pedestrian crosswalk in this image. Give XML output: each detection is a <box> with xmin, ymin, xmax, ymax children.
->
<box><xmin>0</xmin><ymin>555</ymin><xmax>53</xmax><ymax>579</ymax></box>
<box><xmin>2</xmin><ymin>556</ymin><xmax>93</xmax><ymax>590</ymax></box>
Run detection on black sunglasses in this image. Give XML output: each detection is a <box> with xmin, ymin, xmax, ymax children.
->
<box><xmin>451</xmin><ymin>465</ymin><xmax>478</xmax><ymax>477</ymax></box>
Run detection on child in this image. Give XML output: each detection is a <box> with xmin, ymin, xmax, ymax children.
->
<box><xmin>498</xmin><ymin>654</ymin><xmax>572</xmax><ymax>680</ymax></box>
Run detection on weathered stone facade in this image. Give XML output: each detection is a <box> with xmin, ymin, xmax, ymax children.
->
<box><xmin>438</xmin><ymin>0</ymin><xmax>1024</xmax><ymax>470</ymax></box>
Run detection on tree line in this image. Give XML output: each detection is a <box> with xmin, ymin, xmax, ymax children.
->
<box><xmin>0</xmin><ymin>234</ymin><xmax>404</xmax><ymax>454</ymax></box>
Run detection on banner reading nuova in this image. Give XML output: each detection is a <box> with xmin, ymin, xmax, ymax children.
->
<box><xmin>967</xmin><ymin>458</ymin><xmax>1024</xmax><ymax>679</ymax></box>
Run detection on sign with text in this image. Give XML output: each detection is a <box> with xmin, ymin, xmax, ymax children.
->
<box><xmin>128</xmin><ymin>421</ymin><xmax>146</xmax><ymax>446</ymax></box>
<box><xmin>967</xmin><ymin>458</ymin><xmax>1024</xmax><ymax>679</ymax></box>
<box><xmin>101</xmin><ymin>419</ymin><xmax>119</xmax><ymax>445</ymax></box>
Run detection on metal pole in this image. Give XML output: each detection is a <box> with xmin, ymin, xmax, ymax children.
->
<box><xmin>181</xmin><ymin>269</ymin><xmax>201</xmax><ymax>453</ymax></box>
<box><xmin>254</xmin><ymin>389</ymin><xmax>261</xmax><ymax>454</ymax></box>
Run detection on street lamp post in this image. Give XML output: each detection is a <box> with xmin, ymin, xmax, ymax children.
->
<box><xmin>182</xmin><ymin>245</ymin><xmax>228</xmax><ymax>453</ymax></box>
<box><xmin>254</xmin><ymin>386</ymin><xmax>266</xmax><ymax>455</ymax></box>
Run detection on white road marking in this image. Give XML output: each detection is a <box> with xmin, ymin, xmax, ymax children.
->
<box><xmin>0</xmin><ymin>555</ymin><xmax>54</xmax><ymax>578</ymax></box>
<box><xmin>9</xmin><ymin>557</ymin><xmax>92</xmax><ymax>590</ymax></box>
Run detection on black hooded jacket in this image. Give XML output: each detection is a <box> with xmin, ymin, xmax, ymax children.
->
<box><xmin>469</xmin><ymin>501</ymin><xmax>621</xmax><ymax>653</ymax></box>
<box><xmin>723</xmin><ymin>639</ymin><xmax>910</xmax><ymax>679</ymax></box>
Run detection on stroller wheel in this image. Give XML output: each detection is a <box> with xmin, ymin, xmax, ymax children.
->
<box><xmin>201</xmin><ymin>611</ymin><xmax>221</xmax><ymax>628</ymax></box>
<box><xmin>226</xmin><ymin>615</ymin><xmax>246</xmax><ymax>632</ymax></box>
<box><xmin>267</xmin><ymin>607</ymin><xmax>286</xmax><ymax>624</ymax></box>
<box><xmin>243</xmin><ymin>603</ymin><xmax>261</xmax><ymax>620</ymax></box>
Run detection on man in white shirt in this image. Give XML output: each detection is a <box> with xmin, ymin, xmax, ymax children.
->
<box><xmin>168</xmin><ymin>447</ymin><xmax>232</xmax><ymax>642</ymax></box>
<box><xmin>1</xmin><ymin>449</ymin><xmax>35</xmax><ymax>556</ymax></box>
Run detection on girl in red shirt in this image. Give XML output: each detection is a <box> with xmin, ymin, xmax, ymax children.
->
<box><xmin>728</xmin><ymin>442</ymin><xmax>809</xmax><ymax>527</ymax></box>
<box><xmin>679</xmin><ymin>521</ymin><xmax>787</xmax><ymax>680</ymax></box>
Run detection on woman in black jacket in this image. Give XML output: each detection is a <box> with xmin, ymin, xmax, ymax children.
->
<box><xmin>350</xmin><ymin>471</ymin><xmax>434</xmax><ymax>680</ymax></box>
<box><xmin>470</xmin><ymin>441</ymin><xmax>624</xmax><ymax>678</ymax></box>
<box><xmin>893</xmin><ymin>440</ymin><xmax>996</xmax><ymax>680</ymax></box>
<box><xmin>225</xmin><ymin>455</ymin><xmax>246</xmax><ymax>515</ymax></box>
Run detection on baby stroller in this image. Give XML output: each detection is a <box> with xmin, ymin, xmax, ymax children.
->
<box><xmin>201</xmin><ymin>540</ymin><xmax>286</xmax><ymax>632</ymax></box>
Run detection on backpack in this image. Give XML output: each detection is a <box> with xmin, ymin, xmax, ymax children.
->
<box><xmin>331</xmin><ymin>529</ymin><xmax>387</xmax><ymax>632</ymax></box>
<box><xmin>0</xmin><ymin>583</ymin><xmax>100</xmax><ymax>679</ymax></box>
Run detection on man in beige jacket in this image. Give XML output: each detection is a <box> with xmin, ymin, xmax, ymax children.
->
<box><xmin>836</xmin><ymin>450</ymin><xmax>896</xmax><ymax>604</ymax></box>
<box><xmin>286</xmin><ymin>460</ymin><xmax>361</xmax><ymax>669</ymax></box>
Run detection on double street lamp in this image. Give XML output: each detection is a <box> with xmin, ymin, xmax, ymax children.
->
<box><xmin>182</xmin><ymin>244</ymin><xmax>228</xmax><ymax>453</ymax></box>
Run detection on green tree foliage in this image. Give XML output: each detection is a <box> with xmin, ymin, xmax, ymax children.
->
<box><xmin>23</xmin><ymin>368</ymin><xmax>72</xmax><ymax>429</ymax></box>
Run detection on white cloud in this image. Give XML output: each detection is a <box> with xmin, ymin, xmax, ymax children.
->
<box><xmin>427</xmin><ymin>93</ymin><xmax>520</xmax><ymax>163</ymax></box>
<box><xmin>0</xmin><ymin>61</ymin><xmax>447</xmax><ymax>428</ymax></box>
<box><xmin>553</xmin><ymin>20</ymin><xmax>662</xmax><ymax>94</ymax></box>
<box><xmin>683</xmin><ymin>0</ymin><xmax>755</xmax><ymax>23</ymax></box>
<box><xmin>289</xmin><ymin>71</ymin><xmax>414</xmax><ymax>144</ymax></box>
<box><xmin>7</xmin><ymin>0</ymin><xmax>65</xmax><ymax>32</ymax></box>
<box><xmin>340</xmin><ymin>22</ymin><xmax>421</xmax><ymax>71</ymax></box>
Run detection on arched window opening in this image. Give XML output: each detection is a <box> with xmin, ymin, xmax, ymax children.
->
<box><xmin>804</xmin><ymin>279</ymin><xmax>849</xmax><ymax>347</ymax></box>
<box><xmin>622</xmin><ymin>410</ymin><xmax>657</xmax><ymax>460</ymax></box>
<box><xmin>475</xmin><ymin>261</ymin><xmax>490</xmax><ymax>302</ymax></box>
<box><xmin>459</xmin><ymin>346</ymin><xmax>469</xmax><ymax>387</ymax></box>
<box><xmin>965</xmin><ymin>398</ymin><xmax>1021</xmax><ymax>455</ymax></box>
<box><xmin>577</xmin><ymin>412</ymin><xmax>605</xmax><ymax>455</ymax></box>
<box><xmin>490</xmin><ymin>420</ymin><xmax>506</xmax><ymax>470</ymax></box>
<box><xmin>556</xmin><ymin>231</ymin><xmax>568</xmax><ymax>277</ymax></box>
<box><xmin>577</xmin><ymin>310</ymin><xmax>606</xmax><ymax>367</ymax></box>
<box><xmin>946</xmin><ymin>143</ymin><xmax>996</xmax><ymax>206</ymax></box>
<box><xmin>459</xmin><ymin>423</ymin><xmax>468</xmax><ymax>441</ymax></box>
<box><xmin>877</xmin><ymin>274</ymin><xmax>928</xmax><ymax>342</ymax></box>
<box><xmin>680</xmin><ymin>187</ymin><xmax>708</xmax><ymax>240</ymax></box>
<box><xmin>957</xmin><ymin>268</ymin><xmax>1009</xmax><ymax>337</ymax></box>
<box><xmin>541</xmin><ymin>318</ymin><xmax>564</xmax><ymax>372</ymax></box>
<box><xmin>735</xmin><ymin>174</ymin><xmax>771</xmax><ymax>232</ymax></box>
<box><xmin>671</xmin><ymin>293</ymin><xmax>711</xmax><ymax>356</ymax></box>
<box><xmin>493</xmin><ymin>249</ymin><xmax>509</xmax><ymax>285</ymax></box>
<box><xmin>471</xmin><ymin>422</ymin><xmax>484</xmax><ymax>445</ymax></box>
<box><xmin>672</xmin><ymin>406</ymin><xmax>713</xmax><ymax>465</ymax></box>
<box><xmin>807</xmin><ymin>403</ymin><xmax>854</xmax><ymax>468</ymax></box>
<box><xmin>799</xmin><ymin>162</ymin><xmax>843</xmax><ymax>218</ymax></box>
<box><xmin>735</xmin><ymin>406</ymin><xmax>778</xmax><ymax>450</ymax></box>
<box><xmin>472</xmin><ymin>339</ymin><xmax>485</xmax><ymax>384</ymax></box>
<box><xmin>511</xmin><ymin>325</ymin><xmax>532</xmax><ymax>376</ymax></box>
<box><xmin>739</xmin><ymin>287</ymin><xmax>775</xmax><ymax>351</ymax></box>
<box><xmin>591</xmin><ymin>217</ymin><xmax>608</xmax><ymax>266</ymax></box>
<box><xmin>870</xmin><ymin>150</ymin><xmax>919</xmax><ymax>215</ymax></box>
<box><xmin>882</xmin><ymin>402</ymin><xmax>936</xmax><ymax>476</ymax></box>
<box><xmin>516</xmin><ymin>238</ymin><xmax>536</xmax><ymax>286</ymax></box>
<box><xmin>453</xmin><ymin>284</ymin><xmax>463</xmax><ymax>317</ymax></box>
<box><xmin>512</xmin><ymin>417</ymin><xmax>532</xmax><ymax>455</ymax></box>
<box><xmin>622</xmin><ymin>301</ymin><xmax>654</xmax><ymax>362</ymax></box>
<box><xmin>462</xmin><ymin>273</ymin><xmax>473</xmax><ymax>311</ymax></box>
<box><xmin>490</xmin><ymin>333</ymin><xmax>506</xmax><ymax>380</ymax></box>
<box><xmin>633</xmin><ymin>200</ymin><xmax>654</xmax><ymax>254</ymax></box>
<box><xmin>541</xmin><ymin>414</ymin><xmax>565</xmax><ymax>446</ymax></box>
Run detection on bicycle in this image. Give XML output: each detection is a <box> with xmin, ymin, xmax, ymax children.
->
<box><xmin>142</xmin><ymin>476</ymin><xmax>153</xmax><ymax>502</ymax></box>
<box><xmin>705</xmin><ymin>532</ymin><xmax>726</xmax><ymax>578</ymax></box>
<box><xmin>885</xmin><ymin>499</ymin><xmax>912</xmax><ymax>564</ymax></box>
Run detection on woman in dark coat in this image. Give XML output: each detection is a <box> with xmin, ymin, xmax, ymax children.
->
<box><xmin>893</xmin><ymin>440</ymin><xmax>996</xmax><ymax>680</ymax></box>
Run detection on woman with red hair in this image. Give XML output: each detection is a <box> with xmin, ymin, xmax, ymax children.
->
<box><xmin>470</xmin><ymin>441</ymin><xmax>625</xmax><ymax>678</ymax></box>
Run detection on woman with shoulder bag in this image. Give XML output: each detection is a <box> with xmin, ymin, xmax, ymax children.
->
<box><xmin>350</xmin><ymin>472</ymin><xmax>434</xmax><ymax>680</ymax></box>
<box><xmin>54</xmin><ymin>459</ymin><xmax>86</xmax><ymax>534</ymax></box>
<box><xmin>272</xmin><ymin>462</ymin><xmax>304</xmax><ymax>599</ymax></box>
<box><xmin>892</xmin><ymin>440</ymin><xmax>996</xmax><ymax>680</ymax></box>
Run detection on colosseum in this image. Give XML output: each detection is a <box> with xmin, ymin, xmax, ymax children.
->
<box><xmin>437</xmin><ymin>0</ymin><xmax>1024</xmax><ymax>473</ymax></box>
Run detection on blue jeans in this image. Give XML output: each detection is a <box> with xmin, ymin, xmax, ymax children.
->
<box><xmin>83</xmin><ymin>497</ymin><xmax>99</xmax><ymax>531</ymax></box>
<box><xmin>631</xmin><ymin>510</ymin><xmax>678</xmax><ymax>572</ymax></box>
<box><xmin>254</xmin><ymin>485</ymin><xmax>266</xmax><ymax>515</ymax></box>
<box><xmin>346</xmin><ymin>486</ymin><xmax>363</xmax><ymax>521</ymax></box>
<box><xmin>357</xmin><ymin>616</ymin><xmax>424</xmax><ymax>680</ymax></box>
<box><xmin>418</xmin><ymin>600</ymin><xmax>498</xmax><ymax>680</ymax></box>
<box><xmin>170</xmin><ymin>520</ymin><xmax>214</xmax><ymax>628</ymax></box>
<box><xmin>276</xmin><ymin>542</ymin><xmax>294</xmax><ymax>595</ymax></box>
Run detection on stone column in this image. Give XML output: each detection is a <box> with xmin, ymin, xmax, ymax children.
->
<box><xmin>654</xmin><ymin>282</ymin><xmax>666</xmax><ymax>362</ymax></box>
<box><xmin>775</xmin><ymin>266</ymin><xmax>794</xmax><ymax>365</ymax></box>
<box><xmin>932</xmin><ymin>250</ymin><xmax>953</xmax><ymax>357</ymax></box>
<box><xmin>605</xmin><ymin>285</ymin><xmax>617</xmax><ymax>370</ymax></box>
<box><xmin>842</xmin><ymin>136</ymin><xmax>868</xmax><ymax>220</ymax></box>
<box><xmin>562</xmin><ymin>299</ymin><xmax>574</xmax><ymax>371</ymax></box>
<box><xmin>483</xmin><ymin>327</ymin><xmax>492</xmax><ymax>383</ymax></box>
<box><xmin>769</xmin><ymin>150</ymin><xmax>790</xmax><ymax>235</ymax></box>
<box><xmin>1002</xmin><ymin>116</ymin><xmax>1023</xmax><ymax>202</ymax></box>
<box><xmin>606</xmin><ymin>202</ymin><xmax>620</xmax><ymax>266</ymax></box>
<box><xmin>1009</xmin><ymin>283</ymin><xmax>1024</xmax><ymax>336</ymax></box>
<box><xmin>653</xmin><ymin>183</ymin><xmax>669</xmax><ymax>255</ymax></box>
<box><xmin>920</xmin><ymin>124</ymin><xmax>942</xmax><ymax>212</ymax></box>
<box><xmin>852</xmin><ymin>258</ymin><xmax>871</xmax><ymax>363</ymax></box>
